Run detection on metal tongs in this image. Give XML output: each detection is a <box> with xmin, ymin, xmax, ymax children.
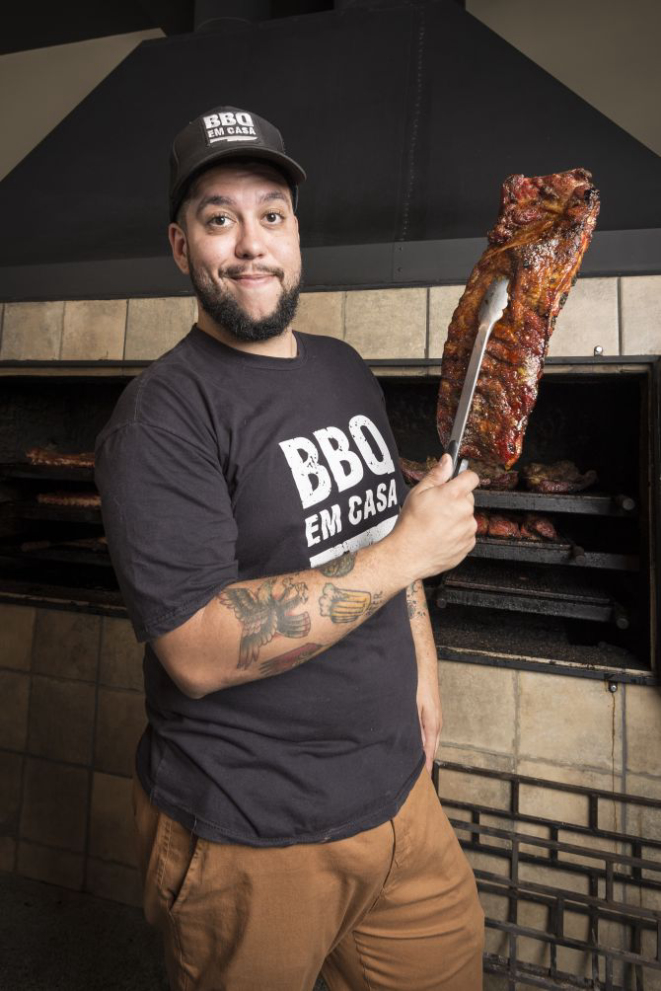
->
<box><xmin>446</xmin><ymin>276</ymin><xmax>510</xmax><ymax>477</ymax></box>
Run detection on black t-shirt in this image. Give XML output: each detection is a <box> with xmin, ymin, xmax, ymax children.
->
<box><xmin>95</xmin><ymin>325</ymin><xmax>423</xmax><ymax>846</ymax></box>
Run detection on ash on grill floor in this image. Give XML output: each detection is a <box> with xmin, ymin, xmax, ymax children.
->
<box><xmin>0</xmin><ymin>871</ymin><xmax>329</xmax><ymax>991</ymax></box>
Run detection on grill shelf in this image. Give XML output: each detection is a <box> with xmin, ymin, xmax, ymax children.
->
<box><xmin>13</xmin><ymin>501</ymin><xmax>102</xmax><ymax>524</ymax></box>
<box><xmin>0</xmin><ymin>462</ymin><xmax>94</xmax><ymax>482</ymax></box>
<box><xmin>438</xmin><ymin>581</ymin><xmax>626</xmax><ymax>626</ymax></box>
<box><xmin>471</xmin><ymin>537</ymin><xmax>639</xmax><ymax>572</ymax></box>
<box><xmin>474</xmin><ymin>489</ymin><xmax>635</xmax><ymax>516</ymax></box>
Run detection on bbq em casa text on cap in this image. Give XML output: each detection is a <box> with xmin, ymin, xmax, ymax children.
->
<box><xmin>169</xmin><ymin>106</ymin><xmax>307</xmax><ymax>221</ymax></box>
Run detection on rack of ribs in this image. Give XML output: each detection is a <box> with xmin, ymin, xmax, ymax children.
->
<box><xmin>436</xmin><ymin>169</ymin><xmax>600</xmax><ymax>470</ymax></box>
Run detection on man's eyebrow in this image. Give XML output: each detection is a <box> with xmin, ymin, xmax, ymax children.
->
<box><xmin>196</xmin><ymin>190</ymin><xmax>290</xmax><ymax>216</ymax></box>
<box><xmin>196</xmin><ymin>194</ymin><xmax>235</xmax><ymax>215</ymax></box>
<box><xmin>259</xmin><ymin>190</ymin><xmax>289</xmax><ymax>205</ymax></box>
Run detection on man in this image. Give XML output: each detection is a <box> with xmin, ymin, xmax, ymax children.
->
<box><xmin>95</xmin><ymin>105</ymin><xmax>484</xmax><ymax>991</ymax></box>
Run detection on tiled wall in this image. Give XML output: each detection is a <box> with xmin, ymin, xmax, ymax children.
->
<box><xmin>0</xmin><ymin>276</ymin><xmax>660</xmax><ymax>941</ymax></box>
<box><xmin>0</xmin><ymin>605</ymin><xmax>144</xmax><ymax>904</ymax></box>
<box><xmin>0</xmin><ymin>275</ymin><xmax>660</xmax><ymax>361</ymax></box>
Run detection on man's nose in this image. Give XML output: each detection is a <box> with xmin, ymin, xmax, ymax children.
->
<box><xmin>234</xmin><ymin>218</ymin><xmax>265</xmax><ymax>258</ymax></box>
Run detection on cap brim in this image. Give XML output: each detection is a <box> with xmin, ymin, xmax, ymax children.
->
<box><xmin>170</xmin><ymin>147</ymin><xmax>306</xmax><ymax>221</ymax></box>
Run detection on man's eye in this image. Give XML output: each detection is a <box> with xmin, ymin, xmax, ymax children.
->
<box><xmin>265</xmin><ymin>212</ymin><xmax>284</xmax><ymax>223</ymax></box>
<box><xmin>208</xmin><ymin>214</ymin><xmax>231</xmax><ymax>227</ymax></box>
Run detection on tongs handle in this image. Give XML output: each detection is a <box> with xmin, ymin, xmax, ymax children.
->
<box><xmin>446</xmin><ymin>440</ymin><xmax>468</xmax><ymax>478</ymax></box>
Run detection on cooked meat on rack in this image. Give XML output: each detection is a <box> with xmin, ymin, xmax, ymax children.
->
<box><xmin>520</xmin><ymin>512</ymin><xmax>559</xmax><ymax>542</ymax></box>
<box><xmin>469</xmin><ymin>462</ymin><xmax>519</xmax><ymax>490</ymax></box>
<box><xmin>486</xmin><ymin>514</ymin><xmax>521</xmax><ymax>540</ymax></box>
<box><xmin>400</xmin><ymin>456</ymin><xmax>518</xmax><ymax>490</ymax></box>
<box><xmin>399</xmin><ymin>456</ymin><xmax>439</xmax><ymax>484</ymax></box>
<box><xmin>436</xmin><ymin>168</ymin><xmax>600</xmax><ymax>469</ymax></box>
<box><xmin>475</xmin><ymin>510</ymin><xmax>559</xmax><ymax>542</ymax></box>
<box><xmin>36</xmin><ymin>491</ymin><xmax>101</xmax><ymax>508</ymax></box>
<box><xmin>523</xmin><ymin>460</ymin><xmax>598</xmax><ymax>493</ymax></box>
<box><xmin>26</xmin><ymin>447</ymin><xmax>95</xmax><ymax>468</ymax></box>
<box><xmin>475</xmin><ymin>511</ymin><xmax>489</xmax><ymax>536</ymax></box>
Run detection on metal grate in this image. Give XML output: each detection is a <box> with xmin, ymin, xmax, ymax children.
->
<box><xmin>433</xmin><ymin>759</ymin><xmax>661</xmax><ymax>990</ymax></box>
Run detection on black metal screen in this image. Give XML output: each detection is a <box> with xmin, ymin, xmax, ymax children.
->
<box><xmin>434</xmin><ymin>759</ymin><xmax>661</xmax><ymax>990</ymax></box>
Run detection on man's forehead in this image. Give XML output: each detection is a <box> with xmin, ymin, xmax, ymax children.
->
<box><xmin>193</xmin><ymin>161</ymin><xmax>290</xmax><ymax>197</ymax></box>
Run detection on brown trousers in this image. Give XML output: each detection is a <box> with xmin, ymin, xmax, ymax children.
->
<box><xmin>132</xmin><ymin>767</ymin><xmax>484</xmax><ymax>991</ymax></box>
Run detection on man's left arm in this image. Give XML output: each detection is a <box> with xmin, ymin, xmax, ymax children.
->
<box><xmin>406</xmin><ymin>580</ymin><xmax>442</xmax><ymax>773</ymax></box>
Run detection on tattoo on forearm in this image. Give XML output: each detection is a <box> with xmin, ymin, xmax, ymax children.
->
<box><xmin>218</xmin><ymin>577</ymin><xmax>311</xmax><ymax>669</ymax></box>
<box><xmin>319</xmin><ymin>582</ymin><xmax>371</xmax><ymax>624</ymax></box>
<box><xmin>316</xmin><ymin>552</ymin><xmax>357</xmax><ymax>578</ymax></box>
<box><xmin>406</xmin><ymin>580</ymin><xmax>428</xmax><ymax>621</ymax></box>
<box><xmin>259</xmin><ymin>643</ymin><xmax>321</xmax><ymax>677</ymax></box>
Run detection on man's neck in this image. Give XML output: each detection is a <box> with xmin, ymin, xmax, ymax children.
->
<box><xmin>196</xmin><ymin>312</ymin><xmax>297</xmax><ymax>358</ymax></box>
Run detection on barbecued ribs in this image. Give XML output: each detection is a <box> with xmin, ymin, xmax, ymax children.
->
<box><xmin>399</xmin><ymin>456</ymin><xmax>519</xmax><ymax>490</ymax></box>
<box><xmin>437</xmin><ymin>169</ymin><xmax>600</xmax><ymax>469</ymax></box>
<box><xmin>523</xmin><ymin>460</ymin><xmax>597</xmax><ymax>493</ymax></box>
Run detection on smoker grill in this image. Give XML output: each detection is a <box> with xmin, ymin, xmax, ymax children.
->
<box><xmin>0</xmin><ymin>355</ymin><xmax>659</xmax><ymax>677</ymax></box>
<box><xmin>379</xmin><ymin>356</ymin><xmax>661</xmax><ymax>682</ymax></box>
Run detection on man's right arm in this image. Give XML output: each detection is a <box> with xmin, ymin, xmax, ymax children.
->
<box><xmin>152</xmin><ymin>455</ymin><xmax>478</xmax><ymax>698</ymax></box>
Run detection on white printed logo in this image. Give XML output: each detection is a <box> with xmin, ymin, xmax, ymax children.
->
<box><xmin>278</xmin><ymin>415</ymin><xmax>399</xmax><ymax>564</ymax></box>
<box><xmin>203</xmin><ymin>111</ymin><xmax>258</xmax><ymax>146</ymax></box>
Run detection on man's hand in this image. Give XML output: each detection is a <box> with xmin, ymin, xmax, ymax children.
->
<box><xmin>387</xmin><ymin>453</ymin><xmax>479</xmax><ymax>585</ymax></box>
<box><xmin>417</xmin><ymin>673</ymin><xmax>442</xmax><ymax>774</ymax></box>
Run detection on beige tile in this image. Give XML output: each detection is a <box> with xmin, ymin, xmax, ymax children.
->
<box><xmin>1</xmin><ymin>302</ymin><xmax>64</xmax><ymax>359</ymax></box>
<box><xmin>28</xmin><ymin>677</ymin><xmax>95</xmax><ymax>765</ymax></box>
<box><xmin>61</xmin><ymin>300</ymin><xmax>127</xmax><ymax>360</ymax></box>
<box><xmin>624</xmin><ymin>773</ymin><xmax>661</xmax><ymax>845</ymax></box>
<box><xmin>32</xmin><ymin>609</ymin><xmax>100</xmax><ymax>682</ymax></box>
<box><xmin>99</xmin><ymin>617</ymin><xmax>144</xmax><ymax>691</ymax></box>
<box><xmin>0</xmin><ymin>671</ymin><xmax>29</xmax><ymax>750</ymax></box>
<box><xmin>428</xmin><ymin>285</ymin><xmax>465</xmax><ymax>359</ymax></box>
<box><xmin>94</xmin><ymin>688</ymin><xmax>145</xmax><ymax>777</ymax></box>
<box><xmin>548</xmin><ymin>277</ymin><xmax>619</xmax><ymax>357</ymax></box>
<box><xmin>344</xmin><ymin>288</ymin><xmax>427</xmax><ymax>360</ymax></box>
<box><xmin>17</xmin><ymin>841</ymin><xmax>84</xmax><ymax>890</ymax></box>
<box><xmin>0</xmin><ymin>835</ymin><xmax>16</xmax><ymax>871</ymax></box>
<box><xmin>85</xmin><ymin>859</ymin><xmax>142</xmax><ymax>907</ymax></box>
<box><xmin>295</xmin><ymin>292</ymin><xmax>343</xmax><ymax>339</ymax></box>
<box><xmin>0</xmin><ymin>751</ymin><xmax>23</xmax><ymax>833</ymax></box>
<box><xmin>0</xmin><ymin>605</ymin><xmax>35</xmax><ymax>671</ymax></box>
<box><xmin>620</xmin><ymin>276</ymin><xmax>661</xmax><ymax>355</ymax></box>
<box><xmin>519</xmin><ymin>671</ymin><xmax>622</xmax><ymax>771</ymax></box>
<box><xmin>479</xmin><ymin>889</ymin><xmax>510</xmax><ymax>959</ymax></box>
<box><xmin>437</xmin><ymin>661</ymin><xmax>516</xmax><ymax>754</ymax></box>
<box><xmin>124</xmin><ymin>297</ymin><xmax>196</xmax><ymax>359</ymax></box>
<box><xmin>20</xmin><ymin>758</ymin><xmax>88</xmax><ymax>852</ymax></box>
<box><xmin>89</xmin><ymin>772</ymin><xmax>137</xmax><ymax>867</ymax></box>
<box><xmin>517</xmin><ymin>759</ymin><xmax>623</xmax><ymax>832</ymax></box>
<box><xmin>437</xmin><ymin>745</ymin><xmax>514</xmax><ymax>810</ymax></box>
<box><xmin>626</xmin><ymin>684</ymin><xmax>661</xmax><ymax>776</ymax></box>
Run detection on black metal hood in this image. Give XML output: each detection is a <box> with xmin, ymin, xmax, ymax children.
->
<box><xmin>1</xmin><ymin>0</ymin><xmax>661</xmax><ymax>298</ymax></box>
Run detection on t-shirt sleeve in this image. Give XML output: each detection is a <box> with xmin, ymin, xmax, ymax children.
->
<box><xmin>95</xmin><ymin>421</ymin><xmax>239</xmax><ymax>643</ymax></box>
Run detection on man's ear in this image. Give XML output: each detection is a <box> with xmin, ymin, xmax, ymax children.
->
<box><xmin>168</xmin><ymin>222</ymin><xmax>190</xmax><ymax>275</ymax></box>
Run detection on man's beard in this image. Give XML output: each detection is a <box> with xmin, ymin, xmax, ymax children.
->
<box><xmin>190</xmin><ymin>262</ymin><xmax>302</xmax><ymax>343</ymax></box>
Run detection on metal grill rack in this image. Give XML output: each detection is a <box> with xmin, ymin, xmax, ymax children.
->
<box><xmin>432</xmin><ymin>759</ymin><xmax>661</xmax><ymax>990</ymax></box>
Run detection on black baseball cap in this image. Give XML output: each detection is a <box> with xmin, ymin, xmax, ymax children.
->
<box><xmin>169</xmin><ymin>105</ymin><xmax>306</xmax><ymax>221</ymax></box>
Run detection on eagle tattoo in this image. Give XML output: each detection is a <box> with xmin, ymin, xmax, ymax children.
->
<box><xmin>218</xmin><ymin>578</ymin><xmax>311</xmax><ymax>669</ymax></box>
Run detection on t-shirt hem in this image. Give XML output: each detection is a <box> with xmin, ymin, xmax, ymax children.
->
<box><xmin>137</xmin><ymin>753</ymin><xmax>425</xmax><ymax>848</ymax></box>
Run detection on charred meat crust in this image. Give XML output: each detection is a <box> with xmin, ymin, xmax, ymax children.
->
<box><xmin>436</xmin><ymin>168</ymin><xmax>600</xmax><ymax>470</ymax></box>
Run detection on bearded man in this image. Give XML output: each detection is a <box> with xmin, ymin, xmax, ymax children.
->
<box><xmin>95</xmin><ymin>105</ymin><xmax>484</xmax><ymax>991</ymax></box>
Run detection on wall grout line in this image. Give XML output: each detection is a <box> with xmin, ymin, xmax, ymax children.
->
<box><xmin>81</xmin><ymin>616</ymin><xmax>104</xmax><ymax>893</ymax></box>
<box><xmin>425</xmin><ymin>288</ymin><xmax>430</xmax><ymax>360</ymax></box>
<box><xmin>58</xmin><ymin>301</ymin><xmax>65</xmax><ymax>360</ymax></box>
<box><xmin>616</xmin><ymin>276</ymin><xmax>624</xmax><ymax>355</ymax></box>
<box><xmin>122</xmin><ymin>299</ymin><xmax>129</xmax><ymax>361</ymax></box>
<box><xmin>14</xmin><ymin>609</ymin><xmax>38</xmax><ymax>873</ymax></box>
<box><xmin>0</xmin><ymin>303</ymin><xmax>5</xmax><ymax>358</ymax></box>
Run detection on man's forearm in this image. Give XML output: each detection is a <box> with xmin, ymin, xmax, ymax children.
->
<box><xmin>407</xmin><ymin>579</ymin><xmax>442</xmax><ymax>770</ymax></box>
<box><xmin>153</xmin><ymin>538</ymin><xmax>412</xmax><ymax>697</ymax></box>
